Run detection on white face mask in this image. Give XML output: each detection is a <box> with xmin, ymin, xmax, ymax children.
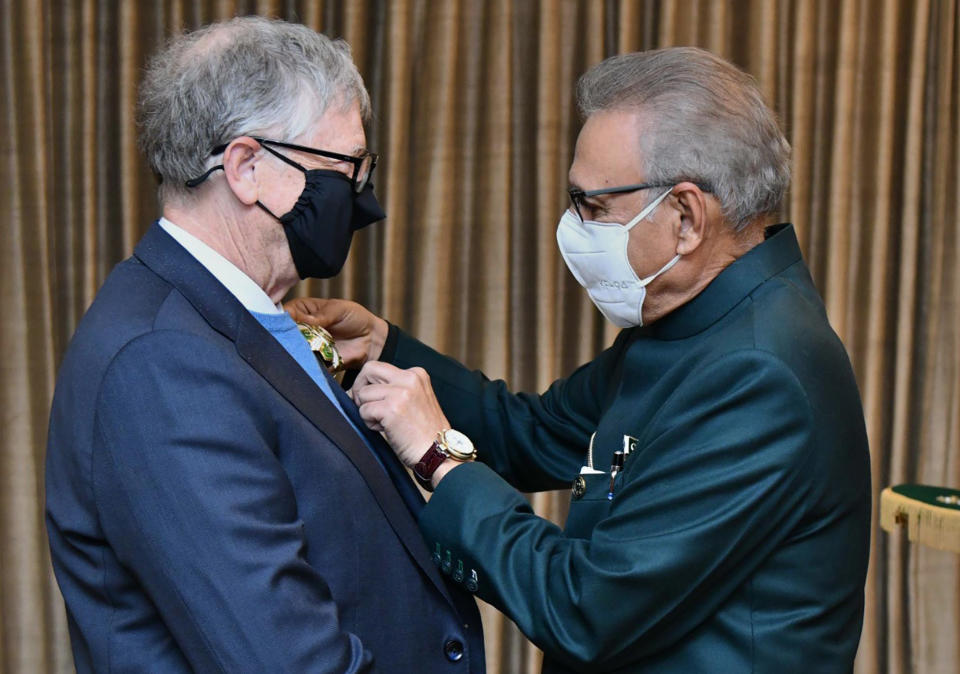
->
<box><xmin>556</xmin><ymin>187</ymin><xmax>679</xmax><ymax>328</ymax></box>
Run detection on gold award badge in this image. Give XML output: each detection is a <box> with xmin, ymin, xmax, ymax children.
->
<box><xmin>297</xmin><ymin>323</ymin><xmax>345</xmax><ymax>382</ymax></box>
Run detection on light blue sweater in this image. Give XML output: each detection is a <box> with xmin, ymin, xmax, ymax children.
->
<box><xmin>250</xmin><ymin>310</ymin><xmax>379</xmax><ymax>461</ymax></box>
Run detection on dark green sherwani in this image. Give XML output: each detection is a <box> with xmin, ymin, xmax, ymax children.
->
<box><xmin>383</xmin><ymin>224</ymin><xmax>870</xmax><ymax>672</ymax></box>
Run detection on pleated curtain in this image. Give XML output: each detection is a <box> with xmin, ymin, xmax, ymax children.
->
<box><xmin>2</xmin><ymin>1</ymin><xmax>958</xmax><ymax>672</ymax></box>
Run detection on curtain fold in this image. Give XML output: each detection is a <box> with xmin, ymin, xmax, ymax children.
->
<box><xmin>2</xmin><ymin>2</ymin><xmax>958</xmax><ymax>672</ymax></box>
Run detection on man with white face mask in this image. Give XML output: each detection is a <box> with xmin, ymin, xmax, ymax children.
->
<box><xmin>556</xmin><ymin>185</ymin><xmax>677</xmax><ymax>327</ymax></box>
<box><xmin>291</xmin><ymin>47</ymin><xmax>871</xmax><ymax>672</ymax></box>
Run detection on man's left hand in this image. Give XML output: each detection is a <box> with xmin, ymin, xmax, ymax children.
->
<box><xmin>351</xmin><ymin>361</ymin><xmax>449</xmax><ymax>469</ymax></box>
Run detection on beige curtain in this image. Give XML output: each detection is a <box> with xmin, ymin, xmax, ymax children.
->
<box><xmin>2</xmin><ymin>0</ymin><xmax>958</xmax><ymax>672</ymax></box>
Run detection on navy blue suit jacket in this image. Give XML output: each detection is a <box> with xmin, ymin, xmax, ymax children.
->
<box><xmin>46</xmin><ymin>223</ymin><xmax>483</xmax><ymax>673</ymax></box>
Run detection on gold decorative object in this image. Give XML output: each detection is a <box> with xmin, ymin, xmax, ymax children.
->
<box><xmin>880</xmin><ymin>484</ymin><xmax>960</xmax><ymax>554</ymax></box>
<box><xmin>297</xmin><ymin>322</ymin><xmax>345</xmax><ymax>381</ymax></box>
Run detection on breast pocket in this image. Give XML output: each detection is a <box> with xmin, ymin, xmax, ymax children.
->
<box><xmin>564</xmin><ymin>471</ymin><xmax>615</xmax><ymax>539</ymax></box>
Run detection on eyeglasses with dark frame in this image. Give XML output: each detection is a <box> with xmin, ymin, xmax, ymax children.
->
<box><xmin>567</xmin><ymin>181</ymin><xmax>713</xmax><ymax>222</ymax></box>
<box><xmin>185</xmin><ymin>137</ymin><xmax>378</xmax><ymax>193</ymax></box>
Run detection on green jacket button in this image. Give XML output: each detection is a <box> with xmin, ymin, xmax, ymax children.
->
<box><xmin>442</xmin><ymin>550</ymin><xmax>453</xmax><ymax>574</ymax></box>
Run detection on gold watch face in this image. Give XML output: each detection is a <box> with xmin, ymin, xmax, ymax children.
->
<box><xmin>440</xmin><ymin>429</ymin><xmax>475</xmax><ymax>461</ymax></box>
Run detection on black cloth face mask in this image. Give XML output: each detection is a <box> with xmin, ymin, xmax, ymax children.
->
<box><xmin>185</xmin><ymin>141</ymin><xmax>386</xmax><ymax>280</ymax></box>
<box><xmin>257</xmin><ymin>168</ymin><xmax>385</xmax><ymax>279</ymax></box>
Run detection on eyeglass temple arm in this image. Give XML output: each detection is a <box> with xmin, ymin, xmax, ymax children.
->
<box><xmin>573</xmin><ymin>181</ymin><xmax>713</xmax><ymax>198</ymax></box>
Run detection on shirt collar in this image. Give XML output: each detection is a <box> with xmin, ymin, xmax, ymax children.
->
<box><xmin>158</xmin><ymin>217</ymin><xmax>284</xmax><ymax>315</ymax></box>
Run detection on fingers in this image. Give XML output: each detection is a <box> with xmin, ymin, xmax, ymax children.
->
<box><xmin>351</xmin><ymin>363</ymin><xmax>447</xmax><ymax>464</ymax></box>
<box><xmin>407</xmin><ymin>366</ymin><xmax>430</xmax><ymax>383</ymax></box>
<box><xmin>284</xmin><ymin>297</ymin><xmax>352</xmax><ymax>326</ymax></box>
<box><xmin>355</xmin><ymin>399</ymin><xmax>387</xmax><ymax>433</ymax></box>
<box><xmin>351</xmin><ymin>383</ymin><xmax>393</xmax><ymax>407</ymax></box>
<box><xmin>352</xmin><ymin>361</ymin><xmax>408</xmax><ymax>390</ymax></box>
<box><xmin>282</xmin><ymin>297</ymin><xmax>316</xmax><ymax>323</ymax></box>
<box><xmin>284</xmin><ymin>298</ymin><xmax>389</xmax><ymax>365</ymax></box>
<box><xmin>351</xmin><ymin>366</ymin><xmax>410</xmax><ymax>433</ymax></box>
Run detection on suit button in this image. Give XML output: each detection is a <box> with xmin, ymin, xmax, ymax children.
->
<box><xmin>444</xmin><ymin>639</ymin><xmax>464</xmax><ymax>662</ymax></box>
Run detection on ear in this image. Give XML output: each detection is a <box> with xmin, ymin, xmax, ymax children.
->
<box><xmin>671</xmin><ymin>181</ymin><xmax>710</xmax><ymax>255</ymax></box>
<box><xmin>222</xmin><ymin>137</ymin><xmax>262</xmax><ymax>206</ymax></box>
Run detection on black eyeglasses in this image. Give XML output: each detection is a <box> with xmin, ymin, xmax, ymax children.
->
<box><xmin>567</xmin><ymin>180</ymin><xmax>712</xmax><ymax>222</ymax></box>
<box><xmin>185</xmin><ymin>137</ymin><xmax>378</xmax><ymax>193</ymax></box>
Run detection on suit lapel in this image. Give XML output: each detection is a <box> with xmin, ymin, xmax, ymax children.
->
<box><xmin>322</xmin><ymin>369</ymin><xmax>427</xmax><ymax>515</ymax></box>
<box><xmin>133</xmin><ymin>223</ymin><xmax>453</xmax><ymax>605</ymax></box>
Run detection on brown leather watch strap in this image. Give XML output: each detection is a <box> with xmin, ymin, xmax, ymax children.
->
<box><xmin>413</xmin><ymin>442</ymin><xmax>447</xmax><ymax>491</ymax></box>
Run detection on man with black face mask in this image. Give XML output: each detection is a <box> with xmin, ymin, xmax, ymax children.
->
<box><xmin>45</xmin><ymin>17</ymin><xmax>483</xmax><ymax>674</ymax></box>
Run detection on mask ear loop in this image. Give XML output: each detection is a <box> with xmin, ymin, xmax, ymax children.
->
<box><xmin>185</xmin><ymin>140</ymin><xmax>306</xmax><ymax>188</ymax></box>
<box><xmin>184</xmin><ymin>165</ymin><xmax>224</xmax><ymax>188</ymax></box>
<box><xmin>628</xmin><ymin>186</ymin><xmax>681</xmax><ymax>287</ymax></box>
<box><xmin>183</xmin><ymin>143</ymin><xmax>232</xmax><ymax>187</ymax></box>
<box><xmin>258</xmin><ymin>142</ymin><xmax>308</xmax><ymax>173</ymax></box>
<box><xmin>638</xmin><ymin>254</ymin><xmax>681</xmax><ymax>287</ymax></box>
<box><xmin>255</xmin><ymin>143</ymin><xmax>308</xmax><ymax>220</ymax></box>
<box><xmin>622</xmin><ymin>186</ymin><xmax>674</xmax><ymax>231</ymax></box>
<box><xmin>256</xmin><ymin>200</ymin><xmax>283</xmax><ymax>221</ymax></box>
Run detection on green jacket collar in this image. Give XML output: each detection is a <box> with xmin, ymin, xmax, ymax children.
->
<box><xmin>644</xmin><ymin>223</ymin><xmax>804</xmax><ymax>341</ymax></box>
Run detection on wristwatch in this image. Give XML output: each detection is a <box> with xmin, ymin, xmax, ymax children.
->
<box><xmin>413</xmin><ymin>429</ymin><xmax>476</xmax><ymax>491</ymax></box>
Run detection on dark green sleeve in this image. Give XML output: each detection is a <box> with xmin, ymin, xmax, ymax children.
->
<box><xmin>386</xmin><ymin>325</ymin><xmax>629</xmax><ymax>492</ymax></box>
<box><xmin>418</xmin><ymin>350</ymin><xmax>816</xmax><ymax>670</ymax></box>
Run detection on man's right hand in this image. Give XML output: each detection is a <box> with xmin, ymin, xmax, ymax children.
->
<box><xmin>284</xmin><ymin>298</ymin><xmax>389</xmax><ymax>369</ymax></box>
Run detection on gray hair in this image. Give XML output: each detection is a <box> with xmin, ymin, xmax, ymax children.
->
<box><xmin>577</xmin><ymin>47</ymin><xmax>791</xmax><ymax>230</ymax></box>
<box><xmin>137</xmin><ymin>16</ymin><xmax>371</xmax><ymax>204</ymax></box>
